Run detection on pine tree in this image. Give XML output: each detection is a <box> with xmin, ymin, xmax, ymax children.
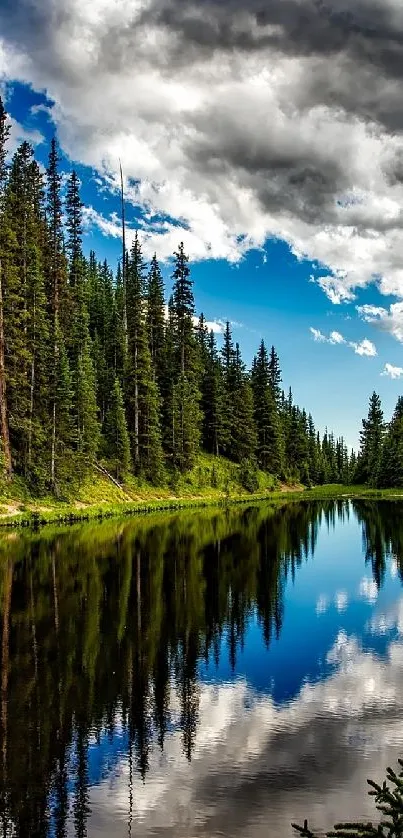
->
<box><xmin>251</xmin><ymin>340</ymin><xmax>284</xmax><ymax>475</ymax></box>
<box><xmin>199</xmin><ymin>329</ymin><xmax>225</xmax><ymax>456</ymax></box>
<box><xmin>65</xmin><ymin>171</ymin><xmax>82</xmax><ymax>289</ymax></box>
<box><xmin>65</xmin><ymin>171</ymin><xmax>100</xmax><ymax>470</ymax></box>
<box><xmin>46</xmin><ymin>138</ymin><xmax>69</xmax><ymax>487</ymax></box>
<box><xmin>104</xmin><ymin>377</ymin><xmax>131</xmax><ymax>480</ymax></box>
<box><xmin>358</xmin><ymin>392</ymin><xmax>384</xmax><ymax>486</ymax></box>
<box><xmin>0</xmin><ymin>97</ymin><xmax>12</xmax><ymax>477</ymax></box>
<box><xmin>378</xmin><ymin>396</ymin><xmax>403</xmax><ymax>488</ymax></box>
<box><xmin>146</xmin><ymin>254</ymin><xmax>166</xmax><ymax>388</ymax></box>
<box><xmin>268</xmin><ymin>345</ymin><xmax>282</xmax><ymax>405</ymax></box>
<box><xmin>231</xmin><ymin>343</ymin><xmax>257</xmax><ymax>462</ymax></box>
<box><xmin>167</xmin><ymin>243</ymin><xmax>201</xmax><ymax>471</ymax></box>
<box><xmin>219</xmin><ymin>321</ymin><xmax>236</xmax><ymax>456</ymax></box>
<box><xmin>126</xmin><ymin>233</ymin><xmax>164</xmax><ymax>483</ymax></box>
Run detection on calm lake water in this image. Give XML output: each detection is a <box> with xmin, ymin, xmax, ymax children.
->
<box><xmin>1</xmin><ymin>499</ymin><xmax>403</xmax><ymax>837</ymax></box>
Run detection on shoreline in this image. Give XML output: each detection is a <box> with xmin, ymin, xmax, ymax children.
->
<box><xmin>0</xmin><ymin>483</ymin><xmax>402</xmax><ymax>530</ymax></box>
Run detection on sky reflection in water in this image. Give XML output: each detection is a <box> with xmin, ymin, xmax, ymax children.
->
<box><xmin>1</xmin><ymin>500</ymin><xmax>403</xmax><ymax>837</ymax></box>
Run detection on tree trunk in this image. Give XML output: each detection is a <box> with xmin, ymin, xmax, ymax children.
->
<box><xmin>0</xmin><ymin>261</ymin><xmax>11</xmax><ymax>479</ymax></box>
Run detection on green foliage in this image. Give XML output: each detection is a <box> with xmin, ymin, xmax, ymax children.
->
<box><xmin>358</xmin><ymin>392</ymin><xmax>385</xmax><ymax>486</ymax></box>
<box><xmin>104</xmin><ymin>377</ymin><xmax>131</xmax><ymax>479</ymax></box>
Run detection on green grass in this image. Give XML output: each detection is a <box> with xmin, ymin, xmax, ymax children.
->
<box><xmin>0</xmin><ymin>455</ymin><xmax>281</xmax><ymax>528</ymax></box>
<box><xmin>0</xmin><ymin>462</ymin><xmax>400</xmax><ymax>530</ymax></box>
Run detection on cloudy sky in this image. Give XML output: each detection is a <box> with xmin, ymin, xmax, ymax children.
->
<box><xmin>3</xmin><ymin>0</ymin><xmax>403</xmax><ymax>445</ymax></box>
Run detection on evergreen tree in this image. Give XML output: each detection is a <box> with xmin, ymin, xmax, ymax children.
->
<box><xmin>358</xmin><ymin>392</ymin><xmax>384</xmax><ymax>486</ymax></box>
<box><xmin>231</xmin><ymin>343</ymin><xmax>257</xmax><ymax>463</ymax></box>
<box><xmin>268</xmin><ymin>345</ymin><xmax>282</xmax><ymax>405</ymax></box>
<box><xmin>46</xmin><ymin>138</ymin><xmax>69</xmax><ymax>487</ymax></box>
<box><xmin>219</xmin><ymin>321</ymin><xmax>237</xmax><ymax>457</ymax></box>
<box><xmin>104</xmin><ymin>377</ymin><xmax>131</xmax><ymax>480</ymax></box>
<box><xmin>126</xmin><ymin>233</ymin><xmax>164</xmax><ymax>483</ymax></box>
<box><xmin>199</xmin><ymin>329</ymin><xmax>225</xmax><ymax>456</ymax></box>
<box><xmin>65</xmin><ymin>171</ymin><xmax>100</xmax><ymax>469</ymax></box>
<box><xmin>0</xmin><ymin>100</ymin><xmax>13</xmax><ymax>478</ymax></box>
<box><xmin>251</xmin><ymin>340</ymin><xmax>283</xmax><ymax>475</ymax></box>
<box><xmin>167</xmin><ymin>243</ymin><xmax>201</xmax><ymax>471</ymax></box>
<box><xmin>146</xmin><ymin>254</ymin><xmax>166</xmax><ymax>388</ymax></box>
<box><xmin>378</xmin><ymin>396</ymin><xmax>403</xmax><ymax>488</ymax></box>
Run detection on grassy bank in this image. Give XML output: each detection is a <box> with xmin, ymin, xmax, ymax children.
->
<box><xmin>0</xmin><ymin>454</ymin><xmax>284</xmax><ymax>527</ymax></box>
<box><xmin>0</xmin><ymin>461</ymin><xmax>401</xmax><ymax>529</ymax></box>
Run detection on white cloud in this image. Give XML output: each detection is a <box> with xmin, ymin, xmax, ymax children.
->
<box><xmin>381</xmin><ymin>363</ymin><xmax>403</xmax><ymax>379</ymax></box>
<box><xmin>358</xmin><ymin>577</ymin><xmax>378</xmax><ymax>605</ymax></box>
<box><xmin>310</xmin><ymin>328</ymin><xmax>377</xmax><ymax>357</ymax></box>
<box><xmin>86</xmin><ymin>625</ymin><xmax>403</xmax><ymax>838</ymax></box>
<box><xmin>358</xmin><ymin>301</ymin><xmax>403</xmax><ymax>344</ymax></box>
<box><xmin>3</xmin><ymin>0</ymin><xmax>403</xmax><ymax>293</ymax></box>
<box><xmin>316</xmin><ymin>594</ymin><xmax>329</xmax><ymax>615</ymax></box>
<box><xmin>329</xmin><ymin>330</ymin><xmax>345</xmax><ymax>344</ymax></box>
<box><xmin>310</xmin><ymin>327</ymin><xmax>326</xmax><ymax>342</ymax></box>
<box><xmin>349</xmin><ymin>338</ymin><xmax>377</xmax><ymax>357</ymax></box>
<box><xmin>334</xmin><ymin>590</ymin><xmax>348</xmax><ymax>612</ymax></box>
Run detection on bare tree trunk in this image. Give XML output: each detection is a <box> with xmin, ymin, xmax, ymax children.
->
<box><xmin>0</xmin><ymin>261</ymin><xmax>11</xmax><ymax>479</ymax></box>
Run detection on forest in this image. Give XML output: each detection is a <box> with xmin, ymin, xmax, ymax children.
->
<box><xmin>0</xmin><ymin>96</ymin><xmax>401</xmax><ymax>498</ymax></box>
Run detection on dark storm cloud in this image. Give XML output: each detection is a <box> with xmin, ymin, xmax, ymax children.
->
<box><xmin>139</xmin><ymin>0</ymin><xmax>403</xmax><ymax>68</ymax></box>
<box><xmin>133</xmin><ymin>0</ymin><xmax>403</xmax><ymax>134</ymax></box>
<box><xmin>185</xmin><ymin>109</ymin><xmax>350</xmax><ymax>224</ymax></box>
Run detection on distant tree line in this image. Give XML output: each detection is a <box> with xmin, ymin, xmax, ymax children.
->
<box><xmin>0</xmin><ymin>98</ymin><xmax>354</xmax><ymax>494</ymax></box>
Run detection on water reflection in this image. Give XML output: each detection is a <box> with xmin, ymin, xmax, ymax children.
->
<box><xmin>0</xmin><ymin>500</ymin><xmax>402</xmax><ymax>837</ymax></box>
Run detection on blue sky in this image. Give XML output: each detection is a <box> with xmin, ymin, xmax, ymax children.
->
<box><xmin>3</xmin><ymin>0</ymin><xmax>403</xmax><ymax>450</ymax></box>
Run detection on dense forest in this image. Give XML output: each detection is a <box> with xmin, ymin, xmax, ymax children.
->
<box><xmin>0</xmin><ymin>97</ymin><xmax>358</xmax><ymax>496</ymax></box>
<box><xmin>1</xmin><ymin>96</ymin><xmax>402</xmax><ymax>496</ymax></box>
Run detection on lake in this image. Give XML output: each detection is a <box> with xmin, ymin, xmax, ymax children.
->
<box><xmin>1</xmin><ymin>499</ymin><xmax>403</xmax><ymax>837</ymax></box>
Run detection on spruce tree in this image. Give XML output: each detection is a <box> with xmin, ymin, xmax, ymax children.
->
<box><xmin>104</xmin><ymin>377</ymin><xmax>131</xmax><ymax>480</ymax></box>
<box><xmin>0</xmin><ymin>97</ymin><xmax>12</xmax><ymax>477</ymax></box>
<box><xmin>65</xmin><ymin>171</ymin><xmax>100</xmax><ymax>471</ymax></box>
<box><xmin>126</xmin><ymin>233</ymin><xmax>164</xmax><ymax>483</ymax></box>
<box><xmin>231</xmin><ymin>342</ymin><xmax>257</xmax><ymax>463</ymax></box>
<box><xmin>199</xmin><ymin>329</ymin><xmax>225</xmax><ymax>456</ymax></box>
<box><xmin>358</xmin><ymin>392</ymin><xmax>384</xmax><ymax>486</ymax></box>
<box><xmin>268</xmin><ymin>345</ymin><xmax>282</xmax><ymax>405</ymax></box>
<box><xmin>46</xmin><ymin>138</ymin><xmax>69</xmax><ymax>487</ymax></box>
<box><xmin>168</xmin><ymin>243</ymin><xmax>201</xmax><ymax>471</ymax></box>
<box><xmin>378</xmin><ymin>397</ymin><xmax>403</xmax><ymax>488</ymax></box>
<box><xmin>146</xmin><ymin>254</ymin><xmax>166</xmax><ymax>388</ymax></box>
<box><xmin>220</xmin><ymin>321</ymin><xmax>237</xmax><ymax>457</ymax></box>
<box><xmin>251</xmin><ymin>340</ymin><xmax>284</xmax><ymax>475</ymax></box>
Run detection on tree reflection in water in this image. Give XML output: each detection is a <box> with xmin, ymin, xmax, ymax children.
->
<box><xmin>0</xmin><ymin>499</ymin><xmax>401</xmax><ymax>837</ymax></box>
